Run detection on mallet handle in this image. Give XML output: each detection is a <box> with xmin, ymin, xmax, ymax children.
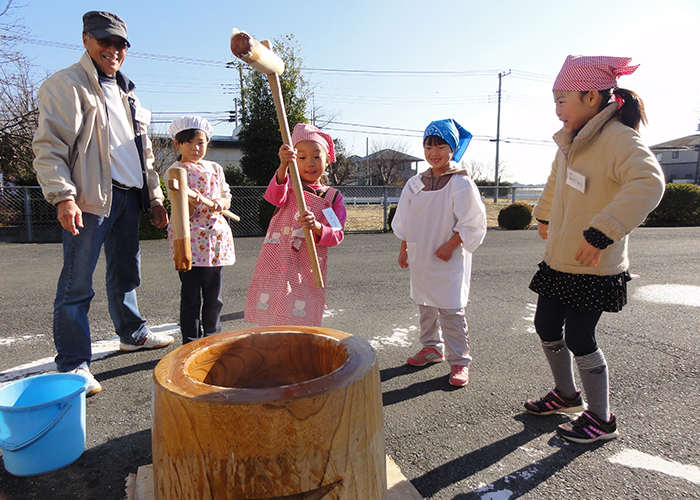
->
<box><xmin>186</xmin><ymin>189</ymin><xmax>241</xmax><ymax>222</ymax></box>
<box><xmin>263</xmin><ymin>41</ymin><xmax>324</xmax><ymax>289</ymax></box>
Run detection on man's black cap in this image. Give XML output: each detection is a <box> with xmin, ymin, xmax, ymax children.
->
<box><xmin>82</xmin><ymin>11</ymin><xmax>130</xmax><ymax>47</ymax></box>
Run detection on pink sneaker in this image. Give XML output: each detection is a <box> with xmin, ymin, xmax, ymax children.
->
<box><xmin>407</xmin><ymin>347</ymin><xmax>445</xmax><ymax>366</ymax></box>
<box><xmin>449</xmin><ymin>365</ymin><xmax>469</xmax><ymax>387</ymax></box>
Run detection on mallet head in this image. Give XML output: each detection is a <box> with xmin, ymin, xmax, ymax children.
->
<box><xmin>230</xmin><ymin>28</ymin><xmax>285</xmax><ymax>75</ymax></box>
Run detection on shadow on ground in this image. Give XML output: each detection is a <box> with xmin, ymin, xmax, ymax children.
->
<box><xmin>0</xmin><ymin>429</ymin><xmax>152</xmax><ymax>500</ymax></box>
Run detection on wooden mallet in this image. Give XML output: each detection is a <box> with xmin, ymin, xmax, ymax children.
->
<box><xmin>230</xmin><ymin>29</ymin><xmax>324</xmax><ymax>289</ymax></box>
<box><xmin>167</xmin><ymin>167</ymin><xmax>192</xmax><ymax>271</ymax></box>
<box><xmin>167</xmin><ymin>166</ymin><xmax>240</xmax><ymax>271</ymax></box>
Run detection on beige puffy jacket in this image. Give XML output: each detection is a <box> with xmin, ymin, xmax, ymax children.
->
<box><xmin>533</xmin><ymin>103</ymin><xmax>665</xmax><ymax>276</ymax></box>
<box><xmin>33</xmin><ymin>51</ymin><xmax>163</xmax><ymax>217</ymax></box>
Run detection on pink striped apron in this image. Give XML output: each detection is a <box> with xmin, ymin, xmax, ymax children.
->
<box><xmin>244</xmin><ymin>187</ymin><xmax>337</xmax><ymax>327</ymax></box>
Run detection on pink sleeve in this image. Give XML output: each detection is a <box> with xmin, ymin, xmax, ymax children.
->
<box><xmin>264</xmin><ymin>174</ymin><xmax>289</xmax><ymax>206</ymax></box>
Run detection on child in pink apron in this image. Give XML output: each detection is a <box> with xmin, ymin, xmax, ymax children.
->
<box><xmin>166</xmin><ymin>116</ymin><xmax>236</xmax><ymax>344</ymax></box>
<box><xmin>245</xmin><ymin>124</ymin><xmax>346</xmax><ymax>327</ymax></box>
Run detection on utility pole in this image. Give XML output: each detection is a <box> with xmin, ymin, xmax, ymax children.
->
<box><xmin>366</xmin><ymin>137</ymin><xmax>371</xmax><ymax>186</ymax></box>
<box><xmin>494</xmin><ymin>70</ymin><xmax>510</xmax><ymax>202</ymax></box>
<box><xmin>238</xmin><ymin>62</ymin><xmax>246</xmax><ymax>117</ymax></box>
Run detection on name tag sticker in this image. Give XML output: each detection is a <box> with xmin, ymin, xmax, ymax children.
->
<box><xmin>408</xmin><ymin>176</ymin><xmax>424</xmax><ymax>195</ymax></box>
<box><xmin>566</xmin><ymin>168</ymin><xmax>586</xmax><ymax>193</ymax></box>
<box><xmin>134</xmin><ymin>107</ymin><xmax>151</xmax><ymax>124</ymax></box>
<box><xmin>322</xmin><ymin>207</ymin><xmax>343</xmax><ymax>229</ymax></box>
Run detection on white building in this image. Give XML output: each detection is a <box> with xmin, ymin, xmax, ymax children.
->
<box><xmin>650</xmin><ymin>134</ymin><xmax>700</xmax><ymax>184</ymax></box>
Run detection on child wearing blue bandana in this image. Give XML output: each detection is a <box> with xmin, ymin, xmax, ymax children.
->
<box><xmin>392</xmin><ymin>119</ymin><xmax>487</xmax><ymax>387</ymax></box>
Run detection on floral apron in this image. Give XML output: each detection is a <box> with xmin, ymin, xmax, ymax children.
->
<box><xmin>168</xmin><ymin>161</ymin><xmax>235</xmax><ymax>267</ymax></box>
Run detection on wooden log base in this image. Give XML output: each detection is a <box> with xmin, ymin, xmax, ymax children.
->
<box><xmin>152</xmin><ymin>327</ymin><xmax>386</xmax><ymax>499</ymax></box>
<box><xmin>125</xmin><ymin>457</ymin><xmax>423</xmax><ymax>500</ymax></box>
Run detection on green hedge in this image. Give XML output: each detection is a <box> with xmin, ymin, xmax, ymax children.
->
<box><xmin>498</xmin><ymin>202</ymin><xmax>533</xmax><ymax>230</ymax></box>
<box><xmin>139</xmin><ymin>178</ymin><xmax>171</xmax><ymax>240</ymax></box>
<box><xmin>644</xmin><ymin>183</ymin><xmax>700</xmax><ymax>227</ymax></box>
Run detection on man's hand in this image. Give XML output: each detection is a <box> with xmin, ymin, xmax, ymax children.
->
<box><xmin>537</xmin><ymin>221</ymin><xmax>548</xmax><ymax>240</ymax></box>
<box><xmin>57</xmin><ymin>200</ymin><xmax>83</xmax><ymax>235</ymax></box>
<box><xmin>150</xmin><ymin>204</ymin><xmax>169</xmax><ymax>228</ymax></box>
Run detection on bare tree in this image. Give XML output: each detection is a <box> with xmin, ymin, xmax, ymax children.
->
<box><xmin>148</xmin><ymin>126</ymin><xmax>178</xmax><ymax>177</ymax></box>
<box><xmin>326</xmin><ymin>138</ymin><xmax>358</xmax><ymax>186</ymax></box>
<box><xmin>0</xmin><ymin>0</ymin><xmax>40</xmax><ymax>185</ymax></box>
<box><xmin>461</xmin><ymin>159</ymin><xmax>490</xmax><ymax>183</ymax></box>
<box><xmin>461</xmin><ymin>158</ymin><xmax>511</xmax><ymax>184</ymax></box>
<box><xmin>362</xmin><ymin>138</ymin><xmax>416</xmax><ymax>186</ymax></box>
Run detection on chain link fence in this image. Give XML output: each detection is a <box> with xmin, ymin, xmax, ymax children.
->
<box><xmin>0</xmin><ymin>185</ymin><xmax>542</xmax><ymax>243</ymax></box>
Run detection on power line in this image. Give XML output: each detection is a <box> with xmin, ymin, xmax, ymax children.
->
<box><xmin>21</xmin><ymin>37</ymin><xmax>556</xmax><ymax>147</ymax></box>
<box><xmin>20</xmin><ymin>38</ymin><xmax>521</xmax><ymax>79</ymax></box>
<box><xmin>303</xmin><ymin>68</ymin><xmax>502</xmax><ymax>77</ymax></box>
<box><xmin>20</xmin><ymin>38</ymin><xmax>232</xmax><ymax>68</ymax></box>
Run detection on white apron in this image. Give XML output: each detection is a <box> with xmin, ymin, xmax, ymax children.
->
<box><xmin>399</xmin><ymin>175</ymin><xmax>482</xmax><ymax>309</ymax></box>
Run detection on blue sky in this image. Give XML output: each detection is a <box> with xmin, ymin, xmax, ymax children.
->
<box><xmin>16</xmin><ymin>0</ymin><xmax>700</xmax><ymax>184</ymax></box>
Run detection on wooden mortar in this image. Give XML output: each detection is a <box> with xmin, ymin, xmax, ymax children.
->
<box><xmin>152</xmin><ymin>326</ymin><xmax>386</xmax><ymax>499</ymax></box>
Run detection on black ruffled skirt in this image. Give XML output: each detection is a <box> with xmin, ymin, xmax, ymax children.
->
<box><xmin>529</xmin><ymin>261</ymin><xmax>631</xmax><ymax>312</ymax></box>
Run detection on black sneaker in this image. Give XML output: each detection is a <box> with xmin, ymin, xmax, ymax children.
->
<box><xmin>524</xmin><ymin>388</ymin><xmax>584</xmax><ymax>415</ymax></box>
<box><xmin>557</xmin><ymin>410</ymin><xmax>618</xmax><ymax>444</ymax></box>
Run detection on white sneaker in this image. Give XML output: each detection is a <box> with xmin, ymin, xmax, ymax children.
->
<box><xmin>66</xmin><ymin>366</ymin><xmax>102</xmax><ymax>396</ymax></box>
<box><xmin>120</xmin><ymin>330</ymin><xmax>175</xmax><ymax>352</ymax></box>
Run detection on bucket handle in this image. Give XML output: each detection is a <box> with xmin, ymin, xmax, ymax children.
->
<box><xmin>0</xmin><ymin>402</ymin><xmax>72</xmax><ymax>452</ymax></box>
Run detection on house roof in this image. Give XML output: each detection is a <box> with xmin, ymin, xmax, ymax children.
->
<box><xmin>355</xmin><ymin>149</ymin><xmax>423</xmax><ymax>162</ymax></box>
<box><xmin>650</xmin><ymin>134</ymin><xmax>700</xmax><ymax>150</ymax></box>
<box><xmin>209</xmin><ymin>135</ymin><xmax>240</xmax><ymax>147</ymax></box>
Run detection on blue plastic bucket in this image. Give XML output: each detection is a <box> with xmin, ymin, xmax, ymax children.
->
<box><xmin>0</xmin><ymin>373</ymin><xmax>88</xmax><ymax>476</ymax></box>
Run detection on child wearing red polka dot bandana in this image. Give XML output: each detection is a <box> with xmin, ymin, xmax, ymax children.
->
<box><xmin>524</xmin><ymin>55</ymin><xmax>665</xmax><ymax>444</ymax></box>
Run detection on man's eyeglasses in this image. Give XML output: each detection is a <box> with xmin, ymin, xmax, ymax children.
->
<box><xmin>89</xmin><ymin>35</ymin><xmax>129</xmax><ymax>51</ymax></box>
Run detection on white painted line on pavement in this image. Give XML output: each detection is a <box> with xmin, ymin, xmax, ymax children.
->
<box><xmin>609</xmin><ymin>449</ymin><xmax>700</xmax><ymax>485</ymax></box>
<box><xmin>634</xmin><ymin>284</ymin><xmax>700</xmax><ymax>308</ymax></box>
<box><xmin>0</xmin><ymin>335</ymin><xmax>42</xmax><ymax>346</ymax></box>
<box><xmin>522</xmin><ymin>302</ymin><xmax>536</xmax><ymax>334</ymax></box>
<box><xmin>369</xmin><ymin>325</ymin><xmax>416</xmax><ymax>350</ymax></box>
<box><xmin>323</xmin><ymin>308</ymin><xmax>343</xmax><ymax>318</ymax></box>
<box><xmin>0</xmin><ymin>323</ymin><xmax>179</xmax><ymax>385</ymax></box>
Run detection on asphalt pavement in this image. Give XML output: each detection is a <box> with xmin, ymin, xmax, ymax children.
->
<box><xmin>0</xmin><ymin>227</ymin><xmax>699</xmax><ymax>499</ymax></box>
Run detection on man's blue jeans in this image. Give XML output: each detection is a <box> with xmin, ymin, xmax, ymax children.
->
<box><xmin>53</xmin><ymin>187</ymin><xmax>149</xmax><ymax>371</ymax></box>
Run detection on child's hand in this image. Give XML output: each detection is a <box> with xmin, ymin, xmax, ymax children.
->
<box><xmin>188</xmin><ymin>190</ymin><xmax>202</xmax><ymax>216</ymax></box>
<box><xmin>279</xmin><ymin>144</ymin><xmax>297</xmax><ymax>165</ymax></box>
<box><xmin>575</xmin><ymin>240</ymin><xmax>602</xmax><ymax>267</ymax></box>
<box><xmin>209</xmin><ymin>199</ymin><xmax>223</xmax><ymax>212</ymax></box>
<box><xmin>434</xmin><ymin>233</ymin><xmax>461</xmax><ymax>262</ymax></box>
<box><xmin>537</xmin><ymin>221</ymin><xmax>548</xmax><ymax>240</ymax></box>
<box><xmin>209</xmin><ymin>198</ymin><xmax>229</xmax><ymax>212</ymax></box>
<box><xmin>398</xmin><ymin>248</ymin><xmax>409</xmax><ymax>268</ymax></box>
<box><xmin>434</xmin><ymin>242</ymin><xmax>456</xmax><ymax>262</ymax></box>
<box><xmin>297</xmin><ymin>210</ymin><xmax>321</xmax><ymax>235</ymax></box>
<box><xmin>190</xmin><ymin>190</ymin><xmax>202</xmax><ymax>205</ymax></box>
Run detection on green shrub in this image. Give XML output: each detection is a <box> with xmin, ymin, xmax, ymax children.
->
<box><xmin>387</xmin><ymin>204</ymin><xmax>397</xmax><ymax>231</ymax></box>
<box><xmin>258</xmin><ymin>198</ymin><xmax>276</xmax><ymax>233</ymax></box>
<box><xmin>139</xmin><ymin>177</ymin><xmax>171</xmax><ymax>240</ymax></box>
<box><xmin>644</xmin><ymin>183</ymin><xmax>700</xmax><ymax>227</ymax></box>
<box><xmin>498</xmin><ymin>202</ymin><xmax>533</xmax><ymax>230</ymax></box>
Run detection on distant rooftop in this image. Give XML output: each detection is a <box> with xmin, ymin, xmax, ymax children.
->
<box><xmin>650</xmin><ymin>134</ymin><xmax>700</xmax><ymax>150</ymax></box>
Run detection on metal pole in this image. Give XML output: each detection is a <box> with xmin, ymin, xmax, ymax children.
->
<box><xmin>23</xmin><ymin>187</ymin><xmax>33</xmax><ymax>242</ymax></box>
<box><xmin>366</xmin><ymin>137</ymin><xmax>371</xmax><ymax>186</ymax></box>
<box><xmin>494</xmin><ymin>70</ymin><xmax>510</xmax><ymax>203</ymax></box>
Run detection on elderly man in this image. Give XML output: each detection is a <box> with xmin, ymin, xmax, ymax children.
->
<box><xmin>33</xmin><ymin>11</ymin><xmax>174</xmax><ymax>396</ymax></box>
